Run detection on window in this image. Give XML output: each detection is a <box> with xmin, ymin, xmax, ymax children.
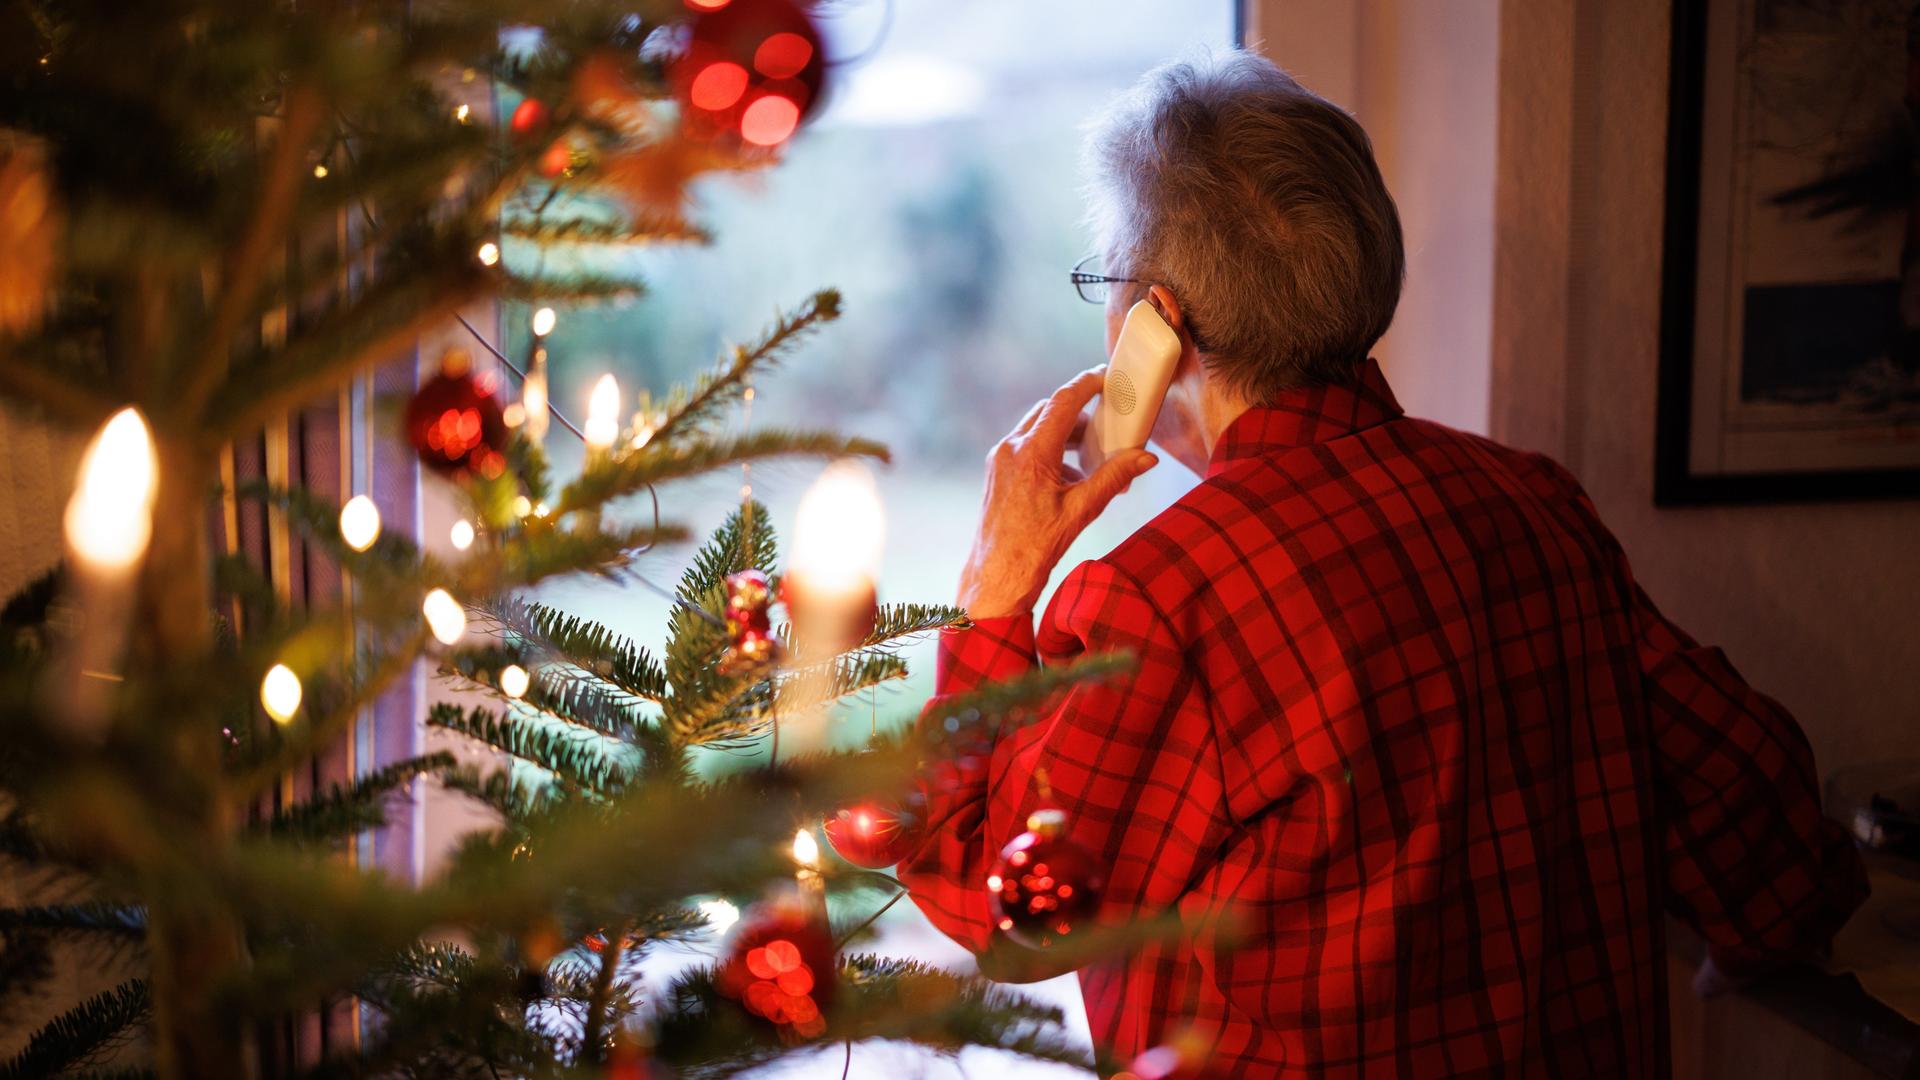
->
<box><xmin>534</xmin><ymin>3</ymin><xmax>1235</xmax><ymax>1072</ymax></box>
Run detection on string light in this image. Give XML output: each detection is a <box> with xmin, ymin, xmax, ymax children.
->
<box><xmin>512</xmin><ymin>495</ymin><xmax>533</xmax><ymax>518</ymax></box>
<box><xmin>792</xmin><ymin>828</ymin><xmax>819</xmax><ymax>869</ymax></box>
<box><xmin>261</xmin><ymin>663</ymin><xmax>302</xmax><ymax>723</ymax></box>
<box><xmin>64</xmin><ymin>407</ymin><xmax>158</xmax><ymax>573</ymax></box>
<box><xmin>449</xmin><ymin>519</ymin><xmax>475</xmax><ymax>550</ymax></box>
<box><xmin>530</xmin><ymin>307</ymin><xmax>556</xmax><ymax>338</ymax></box>
<box><xmin>697</xmin><ymin>898</ymin><xmax>741</xmax><ymax>936</ymax></box>
<box><xmin>533</xmin><ymin>501</ymin><xmax>550</xmax><ymax>518</ymax></box>
<box><xmin>423</xmin><ymin>588</ymin><xmax>466</xmax><ymax>645</ymax></box>
<box><xmin>455</xmin><ymin>103</ymin><xmax>471</xmax><ymax>123</ymax></box>
<box><xmin>312</xmin><ymin>163</ymin><xmax>329</xmax><ymax>179</ymax></box>
<box><xmin>499</xmin><ymin>663</ymin><xmax>530</xmax><ymax>698</ymax></box>
<box><xmin>338</xmin><ymin>495</ymin><xmax>381</xmax><ymax>552</ymax></box>
<box><xmin>477</xmin><ymin>241</ymin><xmax>500</xmax><ymax>266</ymax></box>
<box><xmin>585</xmin><ymin>373</ymin><xmax>620</xmax><ymax>450</ymax></box>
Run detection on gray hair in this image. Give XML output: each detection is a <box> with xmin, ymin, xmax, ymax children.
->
<box><xmin>1083</xmin><ymin>49</ymin><xmax>1404</xmax><ymax>397</ymax></box>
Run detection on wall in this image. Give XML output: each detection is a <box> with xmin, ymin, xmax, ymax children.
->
<box><xmin>1490</xmin><ymin>0</ymin><xmax>1920</xmax><ymax>773</ymax></box>
<box><xmin>1246</xmin><ymin>0</ymin><xmax>1500</xmax><ymax>435</ymax></box>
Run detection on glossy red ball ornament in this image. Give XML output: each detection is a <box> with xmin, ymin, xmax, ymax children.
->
<box><xmin>714</xmin><ymin>897</ymin><xmax>836</xmax><ymax>1039</ymax></box>
<box><xmin>404</xmin><ymin>349</ymin><xmax>508</xmax><ymax>479</ymax></box>
<box><xmin>671</xmin><ymin>0</ymin><xmax>826</xmax><ymax>147</ymax></box>
<box><xmin>988</xmin><ymin>808</ymin><xmax>1104</xmax><ymax>950</ymax></box>
<box><xmin>823</xmin><ymin>786</ymin><xmax>925</xmax><ymax>869</ymax></box>
<box><xmin>510</xmin><ymin>97</ymin><xmax>550</xmax><ymax>140</ymax></box>
<box><xmin>536</xmin><ymin>139</ymin><xmax>572</xmax><ymax>178</ymax></box>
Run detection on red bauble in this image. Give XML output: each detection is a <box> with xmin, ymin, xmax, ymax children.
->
<box><xmin>823</xmin><ymin>786</ymin><xmax>925</xmax><ymax>869</ymax></box>
<box><xmin>510</xmin><ymin>97</ymin><xmax>550</xmax><ymax>140</ymax></box>
<box><xmin>714</xmin><ymin>898</ymin><xmax>836</xmax><ymax>1039</ymax></box>
<box><xmin>988</xmin><ymin>808</ymin><xmax>1104</xmax><ymax>950</ymax></box>
<box><xmin>405</xmin><ymin>350</ymin><xmax>508</xmax><ymax>479</ymax></box>
<box><xmin>536</xmin><ymin>139</ymin><xmax>573</xmax><ymax>178</ymax></box>
<box><xmin>670</xmin><ymin>0</ymin><xmax>826</xmax><ymax>147</ymax></box>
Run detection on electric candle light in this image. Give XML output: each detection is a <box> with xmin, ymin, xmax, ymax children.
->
<box><xmin>422</xmin><ymin>588</ymin><xmax>466</xmax><ymax>645</ymax></box>
<box><xmin>260</xmin><ymin>663</ymin><xmax>302</xmax><ymax>723</ymax></box>
<box><xmin>64</xmin><ymin>407</ymin><xmax>158</xmax><ymax>574</ymax></box>
<box><xmin>338</xmin><ymin>495</ymin><xmax>381</xmax><ymax>552</ymax></box>
<box><xmin>521</xmin><ymin>355</ymin><xmax>549</xmax><ymax>442</ymax></box>
<box><xmin>696</xmin><ymin>898</ymin><xmax>741</xmax><ymax>936</ymax></box>
<box><xmin>786</xmin><ymin>461</ymin><xmax>883</xmax><ymax>654</ymax></box>
<box><xmin>530</xmin><ymin>306</ymin><xmax>556</xmax><ymax>338</ymax></box>
<box><xmin>449</xmin><ymin>519</ymin><xmax>475</xmax><ymax>551</ymax></box>
<box><xmin>476</xmin><ymin>241</ymin><xmax>499</xmax><ymax>266</ymax></box>
<box><xmin>499</xmin><ymin>663</ymin><xmax>530</xmax><ymax>699</ymax></box>
<box><xmin>791</xmin><ymin>828</ymin><xmax>823</xmax><ymax>898</ymax></box>
<box><xmin>584</xmin><ymin>373</ymin><xmax>621</xmax><ymax>450</ymax></box>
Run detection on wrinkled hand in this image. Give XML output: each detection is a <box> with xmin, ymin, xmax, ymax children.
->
<box><xmin>957</xmin><ymin>367</ymin><xmax>1159</xmax><ymax>619</ymax></box>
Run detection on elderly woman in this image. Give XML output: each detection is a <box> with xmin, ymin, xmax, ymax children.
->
<box><xmin>896</xmin><ymin>49</ymin><xmax>1864</xmax><ymax>1077</ymax></box>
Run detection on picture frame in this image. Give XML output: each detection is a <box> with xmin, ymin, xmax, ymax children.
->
<box><xmin>1657</xmin><ymin>0</ymin><xmax>1920</xmax><ymax>505</ymax></box>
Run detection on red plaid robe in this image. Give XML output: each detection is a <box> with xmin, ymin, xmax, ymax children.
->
<box><xmin>898</xmin><ymin>359</ymin><xmax>1866</xmax><ymax>1077</ymax></box>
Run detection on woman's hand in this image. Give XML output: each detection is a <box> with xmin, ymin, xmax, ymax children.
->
<box><xmin>956</xmin><ymin>367</ymin><xmax>1159</xmax><ymax>620</ymax></box>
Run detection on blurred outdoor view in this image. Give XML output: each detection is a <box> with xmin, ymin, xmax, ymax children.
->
<box><xmin>522</xmin><ymin>2</ymin><xmax>1232</xmax><ymax>1073</ymax></box>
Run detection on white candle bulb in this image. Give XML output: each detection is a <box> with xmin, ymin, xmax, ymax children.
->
<box><xmin>792</xmin><ymin>827</ymin><xmax>820</xmax><ymax>869</ymax></box>
<box><xmin>338</xmin><ymin>495</ymin><xmax>381</xmax><ymax>552</ymax></box>
<box><xmin>584</xmin><ymin>373</ymin><xmax>620</xmax><ymax>450</ymax></box>
<box><xmin>696</xmin><ymin>898</ymin><xmax>740</xmax><ymax>935</ymax></box>
<box><xmin>790</xmin><ymin>462</ymin><xmax>885</xmax><ymax>598</ymax></box>
<box><xmin>422</xmin><ymin>588</ymin><xmax>466</xmax><ymax>645</ymax></box>
<box><xmin>530</xmin><ymin>306</ymin><xmax>556</xmax><ymax>338</ymax></box>
<box><xmin>261</xmin><ymin>663</ymin><xmax>302</xmax><ymax>723</ymax></box>
<box><xmin>499</xmin><ymin>663</ymin><xmax>530</xmax><ymax>699</ymax></box>
<box><xmin>449</xmin><ymin>519</ymin><xmax>475</xmax><ymax>551</ymax></box>
<box><xmin>522</xmin><ymin>363</ymin><xmax>549</xmax><ymax>442</ymax></box>
<box><xmin>64</xmin><ymin>407</ymin><xmax>158</xmax><ymax>573</ymax></box>
<box><xmin>476</xmin><ymin>241</ymin><xmax>499</xmax><ymax>266</ymax></box>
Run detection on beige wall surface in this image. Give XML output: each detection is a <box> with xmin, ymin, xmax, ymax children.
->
<box><xmin>1247</xmin><ymin>0</ymin><xmax>1500</xmax><ymax>435</ymax></box>
<box><xmin>1491</xmin><ymin>0</ymin><xmax>1920</xmax><ymax>773</ymax></box>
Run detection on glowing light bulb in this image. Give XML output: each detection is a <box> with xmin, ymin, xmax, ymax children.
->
<box><xmin>790</xmin><ymin>462</ymin><xmax>884</xmax><ymax>598</ymax></box>
<box><xmin>530</xmin><ymin>307</ymin><xmax>556</xmax><ymax>337</ymax></box>
<box><xmin>312</xmin><ymin>163</ymin><xmax>329</xmax><ymax>179</ymax></box>
<box><xmin>522</xmin><ymin>363</ymin><xmax>549</xmax><ymax>442</ymax></box>
<box><xmin>423</xmin><ymin>588</ymin><xmax>466</xmax><ymax>645</ymax></box>
<box><xmin>455</xmin><ymin>103</ymin><xmax>471</xmax><ymax>123</ymax></box>
<box><xmin>338</xmin><ymin>495</ymin><xmax>381</xmax><ymax>552</ymax></box>
<box><xmin>477</xmin><ymin>241</ymin><xmax>500</xmax><ymax>266</ymax></box>
<box><xmin>512</xmin><ymin>495</ymin><xmax>533</xmax><ymax>517</ymax></box>
<box><xmin>499</xmin><ymin>663</ymin><xmax>530</xmax><ymax>698</ymax></box>
<box><xmin>696</xmin><ymin>898</ymin><xmax>740</xmax><ymax>935</ymax></box>
<box><xmin>533</xmin><ymin>501</ymin><xmax>550</xmax><ymax>518</ymax></box>
<box><xmin>584</xmin><ymin>373</ymin><xmax>620</xmax><ymax>450</ymax></box>
<box><xmin>792</xmin><ymin>828</ymin><xmax>820</xmax><ymax>869</ymax></box>
<box><xmin>449</xmin><ymin>519</ymin><xmax>475</xmax><ymax>551</ymax></box>
<box><xmin>261</xmin><ymin>663</ymin><xmax>302</xmax><ymax>723</ymax></box>
<box><xmin>64</xmin><ymin>407</ymin><xmax>158</xmax><ymax>573</ymax></box>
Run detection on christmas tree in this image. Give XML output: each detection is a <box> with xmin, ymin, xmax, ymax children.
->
<box><xmin>0</xmin><ymin>1</ymin><xmax>1119</xmax><ymax>1075</ymax></box>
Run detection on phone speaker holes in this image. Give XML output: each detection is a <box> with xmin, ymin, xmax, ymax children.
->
<box><xmin>1107</xmin><ymin>369</ymin><xmax>1138</xmax><ymax>416</ymax></box>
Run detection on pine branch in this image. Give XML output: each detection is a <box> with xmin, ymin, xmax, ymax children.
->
<box><xmin>921</xmin><ymin>653</ymin><xmax>1138</xmax><ymax>748</ymax></box>
<box><xmin>501</xmin><ymin>214</ymin><xmax>710</xmax><ymax>247</ymax></box>
<box><xmin>556</xmin><ymin>429</ymin><xmax>888</xmax><ymax>517</ymax></box>
<box><xmin>677</xmin><ymin>501</ymin><xmax>778</xmax><ymax>606</ymax></box>
<box><xmin>427</xmin><ymin>703</ymin><xmax>633</xmax><ymax>797</ymax></box>
<box><xmin>647</xmin><ymin>289</ymin><xmax>842</xmax><ymax>446</ymax></box>
<box><xmin>499</xmin><ymin>271</ymin><xmax>646</xmax><ymax>306</ymax></box>
<box><xmin>0</xmin><ymin>979</ymin><xmax>150</xmax><ymax>1080</ymax></box>
<box><xmin>0</xmin><ymin>903</ymin><xmax>145</xmax><ymax>940</ymax></box>
<box><xmin>481</xmin><ymin>597</ymin><xmax>669</xmax><ymax>703</ymax></box>
<box><xmin>436</xmin><ymin>765</ymin><xmax>557</xmax><ymax>828</ymax></box>
<box><xmin>860</xmin><ymin>603</ymin><xmax>973</xmax><ymax>648</ymax></box>
<box><xmin>259</xmin><ymin>752</ymin><xmax>457</xmax><ymax>845</ymax></box>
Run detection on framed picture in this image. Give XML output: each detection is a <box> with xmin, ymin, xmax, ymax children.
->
<box><xmin>1658</xmin><ymin>0</ymin><xmax>1920</xmax><ymax>504</ymax></box>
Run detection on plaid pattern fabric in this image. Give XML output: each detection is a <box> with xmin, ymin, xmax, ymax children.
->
<box><xmin>898</xmin><ymin>359</ymin><xmax>1866</xmax><ymax>1077</ymax></box>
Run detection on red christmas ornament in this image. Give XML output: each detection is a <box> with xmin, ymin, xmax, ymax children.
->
<box><xmin>404</xmin><ymin>349</ymin><xmax>508</xmax><ymax>479</ymax></box>
<box><xmin>536</xmin><ymin>139</ymin><xmax>573</xmax><ymax>178</ymax></box>
<box><xmin>823</xmin><ymin>785</ymin><xmax>925</xmax><ymax>869</ymax></box>
<box><xmin>714</xmin><ymin>897</ymin><xmax>836</xmax><ymax>1039</ymax></box>
<box><xmin>988</xmin><ymin>808</ymin><xmax>1104</xmax><ymax>950</ymax></box>
<box><xmin>719</xmin><ymin>568</ymin><xmax>784</xmax><ymax>673</ymax></box>
<box><xmin>510</xmin><ymin>97</ymin><xmax>550</xmax><ymax>140</ymax></box>
<box><xmin>670</xmin><ymin>0</ymin><xmax>826</xmax><ymax>148</ymax></box>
